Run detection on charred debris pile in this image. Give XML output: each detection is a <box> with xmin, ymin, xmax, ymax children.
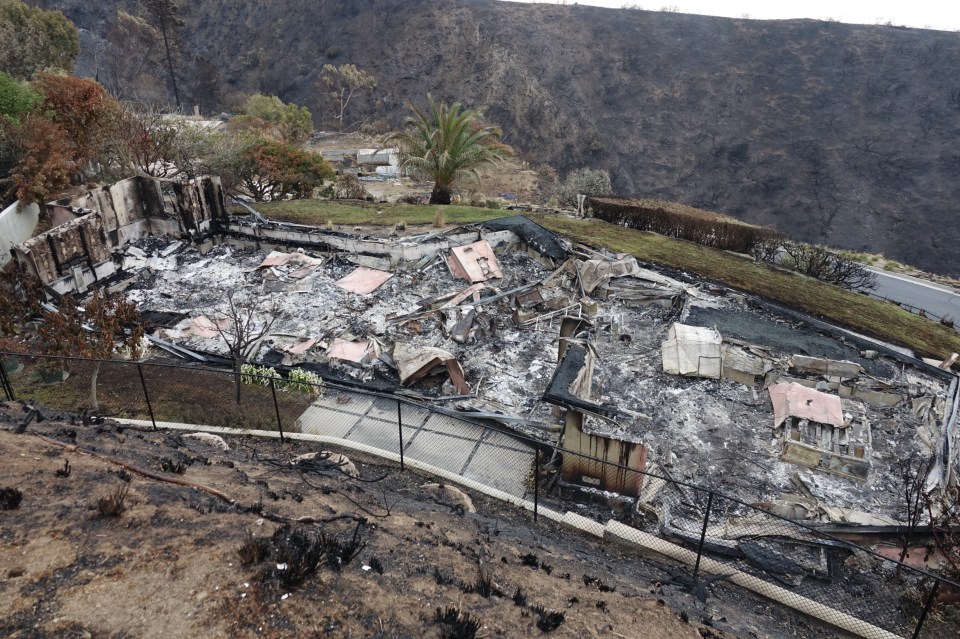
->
<box><xmin>126</xmin><ymin>214</ymin><xmax>956</xmax><ymax>525</ymax></box>
<box><xmin>9</xmin><ymin>182</ymin><xmax>958</xmax><ymax>530</ymax></box>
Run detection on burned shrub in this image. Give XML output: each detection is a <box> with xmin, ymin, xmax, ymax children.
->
<box><xmin>521</xmin><ymin>553</ymin><xmax>539</xmax><ymax>568</ymax></box>
<box><xmin>530</xmin><ymin>604</ymin><xmax>565</xmax><ymax>632</ymax></box>
<box><xmin>519</xmin><ymin>553</ymin><xmax>553</xmax><ymax>574</ymax></box>
<box><xmin>97</xmin><ymin>483</ymin><xmax>129</xmax><ymax>517</ymax></box>
<box><xmin>334</xmin><ymin>174</ymin><xmax>367</xmax><ymax>200</ymax></box>
<box><xmin>54</xmin><ymin>459</ymin><xmax>71</xmax><ymax>478</ymax></box>
<box><xmin>0</xmin><ymin>486</ymin><xmax>23</xmax><ymax>510</ymax></box>
<box><xmin>433</xmin><ymin>567</ymin><xmax>459</xmax><ymax>586</ymax></box>
<box><xmin>159</xmin><ymin>457</ymin><xmax>187</xmax><ymax>475</ymax></box>
<box><xmin>512</xmin><ymin>587</ymin><xmax>528</xmax><ymax>607</ymax></box>
<box><xmin>465</xmin><ymin>577</ymin><xmax>493</xmax><ymax>598</ymax></box>
<box><xmin>778</xmin><ymin>241</ymin><xmax>877</xmax><ymax>290</ymax></box>
<box><xmin>433</xmin><ymin>606</ymin><xmax>482</xmax><ymax>639</ymax></box>
<box><xmin>244</xmin><ymin>522</ymin><xmax>367</xmax><ymax>589</ymax></box>
<box><xmin>268</xmin><ymin>525</ymin><xmax>326</xmax><ymax>587</ymax></box>
<box><xmin>236</xmin><ymin>532</ymin><xmax>271</xmax><ymax>566</ymax></box>
<box><xmin>583</xmin><ymin>574</ymin><xmax>615</xmax><ymax>592</ymax></box>
<box><xmin>320</xmin><ymin>521</ymin><xmax>366</xmax><ymax>571</ymax></box>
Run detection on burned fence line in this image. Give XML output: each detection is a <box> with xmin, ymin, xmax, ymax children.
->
<box><xmin>2</xmin><ymin>352</ymin><xmax>959</xmax><ymax>638</ymax></box>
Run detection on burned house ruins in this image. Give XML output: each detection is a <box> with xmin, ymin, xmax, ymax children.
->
<box><xmin>9</xmin><ymin>175</ymin><xmax>225</xmax><ymax>296</ymax></box>
<box><xmin>5</xmin><ymin>183</ymin><xmax>959</xmax><ymax>533</ymax></box>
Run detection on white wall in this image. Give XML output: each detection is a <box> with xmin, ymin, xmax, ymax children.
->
<box><xmin>0</xmin><ymin>201</ymin><xmax>40</xmax><ymax>267</ymax></box>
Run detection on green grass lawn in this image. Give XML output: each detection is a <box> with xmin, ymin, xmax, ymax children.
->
<box><xmin>234</xmin><ymin>200</ymin><xmax>960</xmax><ymax>359</ymax></box>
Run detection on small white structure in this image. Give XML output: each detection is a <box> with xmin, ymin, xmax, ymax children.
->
<box><xmin>661</xmin><ymin>322</ymin><xmax>722</xmax><ymax>379</ymax></box>
<box><xmin>357</xmin><ymin>148</ymin><xmax>398</xmax><ymax>166</ymax></box>
<box><xmin>0</xmin><ymin>201</ymin><xmax>40</xmax><ymax>266</ymax></box>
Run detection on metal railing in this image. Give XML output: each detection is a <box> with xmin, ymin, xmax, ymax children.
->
<box><xmin>1</xmin><ymin>351</ymin><xmax>957</xmax><ymax>639</ymax></box>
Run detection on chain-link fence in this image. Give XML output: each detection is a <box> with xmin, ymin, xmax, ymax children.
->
<box><xmin>1</xmin><ymin>351</ymin><xmax>956</xmax><ymax>639</ymax></box>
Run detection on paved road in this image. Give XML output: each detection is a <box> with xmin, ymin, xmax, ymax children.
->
<box><xmin>866</xmin><ymin>267</ymin><xmax>960</xmax><ymax>328</ymax></box>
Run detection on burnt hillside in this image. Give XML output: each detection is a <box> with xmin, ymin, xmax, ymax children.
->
<box><xmin>40</xmin><ymin>0</ymin><xmax>960</xmax><ymax>275</ymax></box>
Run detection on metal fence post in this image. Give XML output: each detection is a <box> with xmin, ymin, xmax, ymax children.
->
<box><xmin>534</xmin><ymin>448</ymin><xmax>540</xmax><ymax>523</ymax></box>
<box><xmin>0</xmin><ymin>362</ymin><xmax>14</xmax><ymax>401</ymax></box>
<box><xmin>911</xmin><ymin>579</ymin><xmax>941</xmax><ymax>639</ymax></box>
<box><xmin>397</xmin><ymin>400</ymin><xmax>405</xmax><ymax>471</ymax></box>
<box><xmin>692</xmin><ymin>491</ymin><xmax>714</xmax><ymax>583</ymax></box>
<box><xmin>269</xmin><ymin>376</ymin><xmax>284</xmax><ymax>444</ymax></box>
<box><xmin>137</xmin><ymin>364</ymin><xmax>156</xmax><ymax>430</ymax></box>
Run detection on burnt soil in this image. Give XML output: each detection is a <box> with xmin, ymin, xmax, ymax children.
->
<box><xmin>0</xmin><ymin>400</ymin><xmax>870</xmax><ymax>639</ymax></box>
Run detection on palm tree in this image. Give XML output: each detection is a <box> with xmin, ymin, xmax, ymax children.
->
<box><xmin>386</xmin><ymin>96</ymin><xmax>512</xmax><ymax>205</ymax></box>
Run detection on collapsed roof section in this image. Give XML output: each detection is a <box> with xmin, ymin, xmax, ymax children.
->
<box><xmin>769</xmin><ymin>382</ymin><xmax>844</xmax><ymax>429</ymax></box>
<box><xmin>661</xmin><ymin>323</ymin><xmax>722</xmax><ymax>379</ymax></box>
<box><xmin>543</xmin><ymin>342</ymin><xmax>625</xmax><ymax>421</ymax></box>
<box><xmin>477</xmin><ymin>215</ymin><xmax>567</xmax><ymax>263</ymax></box>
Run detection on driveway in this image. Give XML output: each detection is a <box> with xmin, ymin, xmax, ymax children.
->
<box><xmin>296</xmin><ymin>391</ymin><xmax>536</xmax><ymax>498</ymax></box>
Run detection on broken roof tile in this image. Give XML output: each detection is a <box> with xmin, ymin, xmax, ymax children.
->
<box><xmin>393</xmin><ymin>342</ymin><xmax>469</xmax><ymax>394</ymax></box>
<box><xmin>254</xmin><ymin>250</ymin><xmax>324</xmax><ymax>271</ymax></box>
<box><xmin>284</xmin><ymin>337</ymin><xmax>318</xmax><ymax>356</ymax></box>
<box><xmin>185</xmin><ymin>315</ymin><xmax>225</xmax><ymax>339</ymax></box>
<box><xmin>335</xmin><ymin>266</ymin><xmax>393</xmax><ymax>294</ymax></box>
<box><xmin>447</xmin><ymin>240</ymin><xmax>503</xmax><ymax>283</ymax></box>
<box><xmin>327</xmin><ymin>338</ymin><xmax>374</xmax><ymax>363</ymax></box>
<box><xmin>769</xmin><ymin>382</ymin><xmax>844</xmax><ymax>428</ymax></box>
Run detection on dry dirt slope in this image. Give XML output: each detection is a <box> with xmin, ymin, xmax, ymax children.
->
<box><xmin>0</xmin><ymin>400</ymin><xmax>852</xmax><ymax>639</ymax></box>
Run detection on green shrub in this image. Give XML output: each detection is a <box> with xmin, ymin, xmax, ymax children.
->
<box><xmin>0</xmin><ymin>72</ymin><xmax>42</xmax><ymax>124</ymax></box>
<box><xmin>237</xmin><ymin>93</ymin><xmax>313</xmax><ymax>143</ymax></box>
<box><xmin>240</xmin><ymin>364</ymin><xmax>324</xmax><ymax>395</ymax></box>
<box><xmin>553</xmin><ymin>168</ymin><xmax>612</xmax><ymax>206</ymax></box>
<box><xmin>241</xmin><ymin>363</ymin><xmax>277</xmax><ymax>386</ymax></box>
<box><xmin>287</xmin><ymin>368</ymin><xmax>325</xmax><ymax>395</ymax></box>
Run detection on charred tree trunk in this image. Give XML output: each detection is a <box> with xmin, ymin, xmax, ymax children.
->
<box><xmin>233</xmin><ymin>359</ymin><xmax>242</xmax><ymax>405</ymax></box>
<box><xmin>430</xmin><ymin>184</ymin><xmax>452</xmax><ymax>205</ymax></box>
<box><xmin>158</xmin><ymin>17</ymin><xmax>180</xmax><ymax>110</ymax></box>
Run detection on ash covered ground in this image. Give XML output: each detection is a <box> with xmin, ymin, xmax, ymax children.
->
<box><xmin>119</xmin><ymin>227</ymin><xmax>950</xmax><ymax>522</ymax></box>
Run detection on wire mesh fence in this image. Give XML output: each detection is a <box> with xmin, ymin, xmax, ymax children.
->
<box><xmin>1</xmin><ymin>351</ymin><xmax>956</xmax><ymax>639</ymax></box>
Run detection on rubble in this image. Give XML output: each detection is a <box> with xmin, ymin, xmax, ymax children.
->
<box><xmin>14</xmin><ymin>176</ymin><xmax>225</xmax><ymax>294</ymax></box>
<box><xmin>661</xmin><ymin>323</ymin><xmax>722</xmax><ymax>379</ymax></box>
<box><xmin>96</xmin><ymin>212</ymin><xmax>956</xmax><ymax>525</ymax></box>
<box><xmin>394</xmin><ymin>343</ymin><xmax>469</xmax><ymax>395</ymax></box>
